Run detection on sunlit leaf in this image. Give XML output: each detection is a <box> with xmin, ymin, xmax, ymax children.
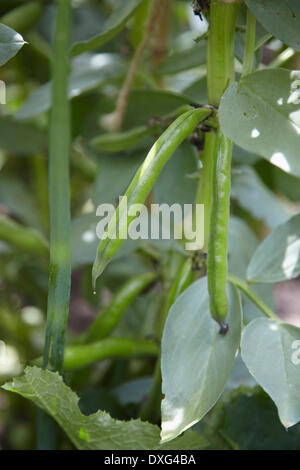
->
<box><xmin>219</xmin><ymin>69</ymin><xmax>300</xmax><ymax>176</ymax></box>
<box><xmin>247</xmin><ymin>213</ymin><xmax>300</xmax><ymax>283</ymax></box>
<box><xmin>161</xmin><ymin>278</ymin><xmax>242</xmax><ymax>442</ymax></box>
<box><xmin>2</xmin><ymin>366</ymin><xmax>207</xmax><ymax>450</ymax></box>
<box><xmin>246</xmin><ymin>0</ymin><xmax>300</xmax><ymax>51</ymax></box>
<box><xmin>0</xmin><ymin>23</ymin><xmax>25</xmax><ymax>66</ymax></box>
<box><xmin>231</xmin><ymin>166</ymin><xmax>289</xmax><ymax>229</ymax></box>
<box><xmin>241</xmin><ymin>318</ymin><xmax>300</xmax><ymax>428</ymax></box>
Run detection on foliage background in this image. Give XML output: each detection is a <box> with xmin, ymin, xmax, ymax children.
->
<box><xmin>0</xmin><ymin>0</ymin><xmax>300</xmax><ymax>450</ymax></box>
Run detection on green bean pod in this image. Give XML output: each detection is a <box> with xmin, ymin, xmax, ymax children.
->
<box><xmin>63</xmin><ymin>338</ymin><xmax>158</xmax><ymax>370</ymax></box>
<box><xmin>92</xmin><ymin>107</ymin><xmax>211</xmax><ymax>286</ymax></box>
<box><xmin>91</xmin><ymin>125</ymin><xmax>152</xmax><ymax>153</ymax></box>
<box><xmin>0</xmin><ymin>215</ymin><xmax>49</xmax><ymax>257</ymax></box>
<box><xmin>207</xmin><ymin>131</ymin><xmax>232</xmax><ymax>324</ymax></box>
<box><xmin>86</xmin><ymin>272</ymin><xmax>158</xmax><ymax>342</ymax></box>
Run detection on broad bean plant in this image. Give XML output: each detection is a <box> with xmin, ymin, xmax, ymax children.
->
<box><xmin>1</xmin><ymin>0</ymin><xmax>300</xmax><ymax>451</ymax></box>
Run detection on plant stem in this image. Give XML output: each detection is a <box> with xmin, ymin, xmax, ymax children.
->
<box><xmin>203</xmin><ymin>1</ymin><xmax>239</xmax><ymax>247</ymax></box>
<box><xmin>32</xmin><ymin>154</ymin><xmax>49</xmax><ymax>231</ymax></box>
<box><xmin>207</xmin><ymin>0</ymin><xmax>240</xmax><ymax>106</ymax></box>
<box><xmin>38</xmin><ymin>0</ymin><xmax>71</xmax><ymax>450</ymax></box>
<box><xmin>106</xmin><ymin>0</ymin><xmax>161</xmax><ymax>131</ymax></box>
<box><xmin>139</xmin><ymin>359</ymin><xmax>162</xmax><ymax>422</ymax></box>
<box><xmin>255</xmin><ymin>32</ymin><xmax>272</xmax><ymax>52</ymax></box>
<box><xmin>151</xmin><ymin>0</ymin><xmax>172</xmax><ymax>76</ymax></box>
<box><xmin>43</xmin><ymin>0</ymin><xmax>71</xmax><ymax>373</ymax></box>
<box><xmin>242</xmin><ymin>8</ymin><xmax>256</xmax><ymax>77</ymax></box>
<box><xmin>205</xmin><ymin>1</ymin><xmax>239</xmax><ymax>324</ymax></box>
<box><xmin>228</xmin><ymin>273</ymin><xmax>279</xmax><ymax>321</ymax></box>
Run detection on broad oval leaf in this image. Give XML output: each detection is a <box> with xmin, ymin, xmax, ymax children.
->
<box><xmin>219</xmin><ymin>69</ymin><xmax>300</xmax><ymax>176</ymax></box>
<box><xmin>0</xmin><ymin>115</ymin><xmax>46</xmax><ymax>154</ymax></box>
<box><xmin>0</xmin><ymin>23</ymin><xmax>25</xmax><ymax>66</ymax></box>
<box><xmin>229</xmin><ymin>216</ymin><xmax>276</xmax><ymax>322</ymax></box>
<box><xmin>2</xmin><ymin>366</ymin><xmax>207</xmax><ymax>450</ymax></box>
<box><xmin>71</xmin><ymin>0</ymin><xmax>142</xmax><ymax>56</ymax></box>
<box><xmin>241</xmin><ymin>318</ymin><xmax>300</xmax><ymax>428</ymax></box>
<box><xmin>154</xmin><ymin>141</ymin><xmax>198</xmax><ymax>206</ymax></box>
<box><xmin>158</xmin><ymin>43</ymin><xmax>207</xmax><ymax>76</ymax></box>
<box><xmin>222</xmin><ymin>387</ymin><xmax>300</xmax><ymax>450</ymax></box>
<box><xmin>17</xmin><ymin>53</ymin><xmax>124</xmax><ymax>119</ymax></box>
<box><xmin>246</xmin><ymin>0</ymin><xmax>300</xmax><ymax>51</ymax></box>
<box><xmin>231</xmin><ymin>166</ymin><xmax>289</xmax><ymax>229</ymax></box>
<box><xmin>247</xmin><ymin>213</ymin><xmax>300</xmax><ymax>283</ymax></box>
<box><xmin>161</xmin><ymin>277</ymin><xmax>242</xmax><ymax>443</ymax></box>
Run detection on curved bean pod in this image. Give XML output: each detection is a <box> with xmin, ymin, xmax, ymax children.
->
<box><xmin>92</xmin><ymin>106</ymin><xmax>211</xmax><ymax>286</ymax></box>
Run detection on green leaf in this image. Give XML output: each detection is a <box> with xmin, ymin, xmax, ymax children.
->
<box><xmin>154</xmin><ymin>141</ymin><xmax>198</xmax><ymax>206</ymax></box>
<box><xmin>228</xmin><ymin>216</ymin><xmax>258</xmax><ymax>279</ymax></box>
<box><xmin>90</xmin><ymin>150</ymin><xmax>143</xmax><ymax>206</ymax></box>
<box><xmin>161</xmin><ymin>277</ymin><xmax>242</xmax><ymax>443</ymax></box>
<box><xmin>272</xmin><ymin>166</ymin><xmax>300</xmax><ymax>202</ymax></box>
<box><xmin>228</xmin><ymin>216</ymin><xmax>276</xmax><ymax>322</ymax></box>
<box><xmin>0</xmin><ymin>173</ymin><xmax>41</xmax><ymax>229</ymax></box>
<box><xmin>17</xmin><ymin>53</ymin><xmax>124</xmax><ymax>119</ymax></box>
<box><xmin>122</xmin><ymin>90</ymin><xmax>191</xmax><ymax>129</ymax></box>
<box><xmin>158</xmin><ymin>43</ymin><xmax>207</xmax><ymax>76</ymax></box>
<box><xmin>0</xmin><ymin>23</ymin><xmax>25</xmax><ymax>66</ymax></box>
<box><xmin>71</xmin><ymin>213</ymin><xmax>136</xmax><ymax>267</ymax></box>
<box><xmin>0</xmin><ymin>115</ymin><xmax>46</xmax><ymax>154</ymax></box>
<box><xmin>71</xmin><ymin>0</ymin><xmax>143</xmax><ymax>56</ymax></box>
<box><xmin>246</xmin><ymin>0</ymin><xmax>300</xmax><ymax>51</ymax></box>
<box><xmin>221</xmin><ymin>387</ymin><xmax>300</xmax><ymax>450</ymax></box>
<box><xmin>247</xmin><ymin>213</ymin><xmax>300</xmax><ymax>283</ymax></box>
<box><xmin>2</xmin><ymin>366</ymin><xmax>207</xmax><ymax>450</ymax></box>
<box><xmin>231</xmin><ymin>166</ymin><xmax>289</xmax><ymax>229</ymax></box>
<box><xmin>225</xmin><ymin>355</ymin><xmax>256</xmax><ymax>391</ymax></box>
<box><xmin>241</xmin><ymin>318</ymin><xmax>300</xmax><ymax>428</ymax></box>
<box><xmin>219</xmin><ymin>69</ymin><xmax>300</xmax><ymax>176</ymax></box>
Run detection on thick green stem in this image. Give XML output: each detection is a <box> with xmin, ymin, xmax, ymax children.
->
<box><xmin>228</xmin><ymin>273</ymin><xmax>279</xmax><ymax>321</ymax></box>
<box><xmin>43</xmin><ymin>0</ymin><xmax>71</xmax><ymax>374</ymax></box>
<box><xmin>38</xmin><ymin>0</ymin><xmax>71</xmax><ymax>450</ymax></box>
<box><xmin>205</xmin><ymin>0</ymin><xmax>239</xmax><ymax>324</ymax></box>
<box><xmin>207</xmin><ymin>0</ymin><xmax>240</xmax><ymax>106</ymax></box>
<box><xmin>139</xmin><ymin>359</ymin><xmax>162</xmax><ymax>423</ymax></box>
<box><xmin>242</xmin><ymin>8</ymin><xmax>256</xmax><ymax>77</ymax></box>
